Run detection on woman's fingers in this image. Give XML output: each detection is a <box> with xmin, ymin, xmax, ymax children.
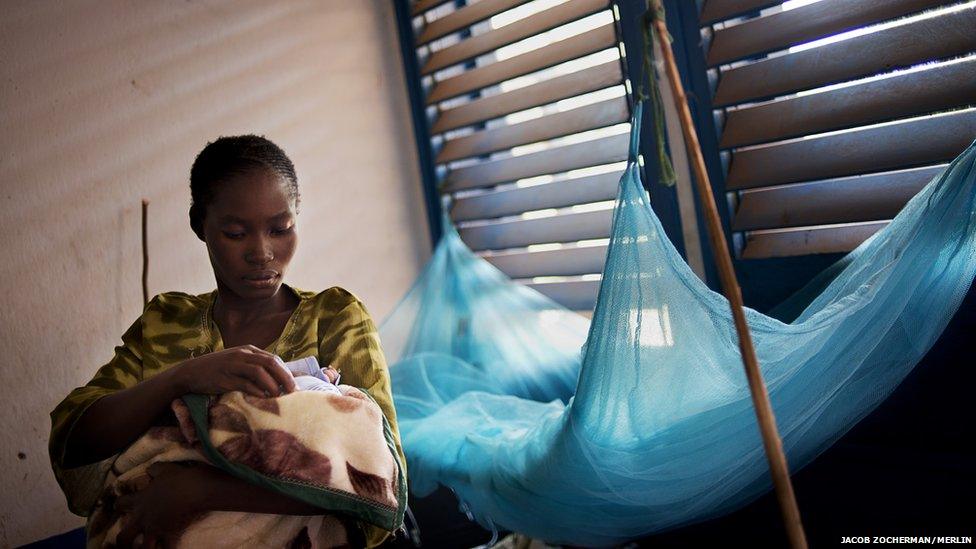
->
<box><xmin>261</xmin><ymin>357</ymin><xmax>297</xmax><ymax>394</ymax></box>
<box><xmin>188</xmin><ymin>345</ymin><xmax>298</xmax><ymax>396</ymax></box>
<box><xmin>231</xmin><ymin>375</ymin><xmax>270</xmax><ymax>398</ymax></box>
<box><xmin>115</xmin><ymin>493</ymin><xmax>137</xmax><ymax>512</ymax></box>
<box><xmin>140</xmin><ymin>532</ymin><xmax>160</xmax><ymax>549</ymax></box>
<box><xmin>244</xmin><ymin>348</ymin><xmax>296</xmax><ymax>394</ymax></box>
<box><xmin>244</xmin><ymin>362</ymin><xmax>283</xmax><ymax>396</ymax></box>
<box><xmin>225</xmin><ymin>362</ymin><xmax>285</xmax><ymax>397</ymax></box>
<box><xmin>146</xmin><ymin>461</ymin><xmax>181</xmax><ymax>479</ymax></box>
<box><xmin>226</xmin><ymin>357</ymin><xmax>276</xmax><ymax>396</ymax></box>
<box><xmin>116</xmin><ymin>514</ymin><xmax>140</xmax><ymax>547</ymax></box>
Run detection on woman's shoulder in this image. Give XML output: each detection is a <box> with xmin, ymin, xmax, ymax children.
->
<box><xmin>294</xmin><ymin>286</ymin><xmax>371</xmax><ymax>318</ymax></box>
<box><xmin>141</xmin><ymin>290</ymin><xmax>214</xmax><ymax>326</ymax></box>
<box><xmin>295</xmin><ymin>285</ymin><xmax>360</xmax><ymax>306</ymax></box>
<box><xmin>147</xmin><ymin>290</ymin><xmax>213</xmax><ymax>310</ymax></box>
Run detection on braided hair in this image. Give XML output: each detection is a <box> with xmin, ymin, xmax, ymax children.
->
<box><xmin>189</xmin><ymin>135</ymin><xmax>299</xmax><ymax>240</ymax></box>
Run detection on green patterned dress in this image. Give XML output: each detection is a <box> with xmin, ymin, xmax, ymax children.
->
<box><xmin>49</xmin><ymin>285</ymin><xmax>405</xmax><ymax>547</ymax></box>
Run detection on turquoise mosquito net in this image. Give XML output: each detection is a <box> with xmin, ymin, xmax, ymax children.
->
<box><xmin>379</xmin><ymin>104</ymin><xmax>976</xmax><ymax>546</ymax></box>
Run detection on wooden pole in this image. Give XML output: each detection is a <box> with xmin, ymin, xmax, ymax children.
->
<box><xmin>647</xmin><ymin>4</ymin><xmax>808</xmax><ymax>548</ymax></box>
<box><xmin>141</xmin><ymin>199</ymin><xmax>149</xmax><ymax>306</ymax></box>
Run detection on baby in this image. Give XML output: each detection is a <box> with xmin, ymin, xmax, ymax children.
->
<box><xmin>275</xmin><ymin>355</ymin><xmax>342</xmax><ymax>395</ymax></box>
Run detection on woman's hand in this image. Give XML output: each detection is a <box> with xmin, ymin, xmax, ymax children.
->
<box><xmin>115</xmin><ymin>460</ymin><xmax>325</xmax><ymax>548</ymax></box>
<box><xmin>62</xmin><ymin>346</ymin><xmax>297</xmax><ymax>468</ymax></box>
<box><xmin>172</xmin><ymin>345</ymin><xmax>296</xmax><ymax>398</ymax></box>
<box><xmin>114</xmin><ymin>462</ymin><xmax>212</xmax><ymax>548</ymax></box>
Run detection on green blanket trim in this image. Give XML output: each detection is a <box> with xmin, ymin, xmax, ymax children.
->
<box><xmin>182</xmin><ymin>391</ymin><xmax>407</xmax><ymax>532</ymax></box>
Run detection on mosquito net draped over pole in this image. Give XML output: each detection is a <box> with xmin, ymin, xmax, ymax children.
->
<box><xmin>380</xmin><ymin>106</ymin><xmax>976</xmax><ymax>545</ymax></box>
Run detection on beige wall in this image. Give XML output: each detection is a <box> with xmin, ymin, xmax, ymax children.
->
<box><xmin>0</xmin><ymin>1</ymin><xmax>430</xmax><ymax>544</ymax></box>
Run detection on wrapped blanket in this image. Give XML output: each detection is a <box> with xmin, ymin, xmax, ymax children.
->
<box><xmin>87</xmin><ymin>386</ymin><xmax>406</xmax><ymax>548</ymax></box>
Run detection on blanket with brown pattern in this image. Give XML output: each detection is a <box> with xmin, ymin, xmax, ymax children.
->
<box><xmin>87</xmin><ymin>387</ymin><xmax>405</xmax><ymax>548</ymax></box>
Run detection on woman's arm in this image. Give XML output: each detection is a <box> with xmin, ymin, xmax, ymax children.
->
<box><xmin>63</xmin><ymin>365</ymin><xmax>186</xmax><ymax>467</ymax></box>
<box><xmin>195</xmin><ymin>467</ymin><xmax>321</xmax><ymax>515</ymax></box>
<box><xmin>64</xmin><ymin>346</ymin><xmax>297</xmax><ymax>468</ymax></box>
<box><xmin>114</xmin><ymin>462</ymin><xmax>325</xmax><ymax>547</ymax></box>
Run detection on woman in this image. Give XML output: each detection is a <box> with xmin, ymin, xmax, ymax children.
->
<box><xmin>49</xmin><ymin>135</ymin><xmax>405</xmax><ymax>547</ymax></box>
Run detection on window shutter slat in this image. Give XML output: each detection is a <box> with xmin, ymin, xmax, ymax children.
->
<box><xmin>732</xmin><ymin>166</ymin><xmax>944</xmax><ymax>231</ymax></box>
<box><xmin>432</xmin><ymin>60</ymin><xmax>621</xmax><ymax>134</ymax></box>
<box><xmin>741</xmin><ymin>221</ymin><xmax>887</xmax><ymax>259</ymax></box>
<box><xmin>459</xmin><ymin>209</ymin><xmax>613</xmax><ymax>251</ymax></box>
<box><xmin>726</xmin><ymin>108</ymin><xmax>976</xmax><ymax>190</ymax></box>
<box><xmin>400</xmin><ymin>1</ymin><xmax>623</xmax><ymax>309</ymax></box>
<box><xmin>451</xmin><ymin>171</ymin><xmax>620</xmax><ymax>222</ymax></box>
<box><xmin>427</xmin><ymin>24</ymin><xmax>616</xmax><ymax>104</ymax></box>
<box><xmin>417</xmin><ymin>0</ymin><xmax>534</xmax><ymax>46</ymax></box>
<box><xmin>485</xmin><ymin>245</ymin><xmax>608</xmax><ymax>278</ymax></box>
<box><xmin>713</xmin><ymin>7</ymin><xmax>976</xmax><ymax>106</ymax></box>
<box><xmin>437</xmin><ymin>97</ymin><xmax>628</xmax><ymax>162</ymax></box>
<box><xmin>707</xmin><ymin>0</ymin><xmax>945</xmax><ymax>66</ymax></box>
<box><xmin>413</xmin><ymin>0</ymin><xmax>454</xmax><ymax>17</ymax></box>
<box><xmin>721</xmin><ymin>57</ymin><xmax>976</xmax><ymax>148</ymax></box>
<box><xmin>421</xmin><ymin>0</ymin><xmax>609</xmax><ymax>75</ymax></box>
<box><xmin>699</xmin><ymin>0</ymin><xmax>780</xmax><ymax>25</ymax></box>
<box><xmin>701</xmin><ymin>1</ymin><xmax>975</xmax><ymax>260</ymax></box>
<box><xmin>524</xmin><ymin>279</ymin><xmax>600</xmax><ymax>309</ymax></box>
<box><xmin>443</xmin><ymin>132</ymin><xmax>629</xmax><ymax>191</ymax></box>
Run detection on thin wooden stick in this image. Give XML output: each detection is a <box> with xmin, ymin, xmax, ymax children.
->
<box><xmin>141</xmin><ymin>199</ymin><xmax>149</xmax><ymax>306</ymax></box>
<box><xmin>647</xmin><ymin>4</ymin><xmax>808</xmax><ymax>548</ymax></box>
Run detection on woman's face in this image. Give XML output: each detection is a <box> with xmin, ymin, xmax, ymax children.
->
<box><xmin>201</xmin><ymin>168</ymin><xmax>298</xmax><ymax>301</ymax></box>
